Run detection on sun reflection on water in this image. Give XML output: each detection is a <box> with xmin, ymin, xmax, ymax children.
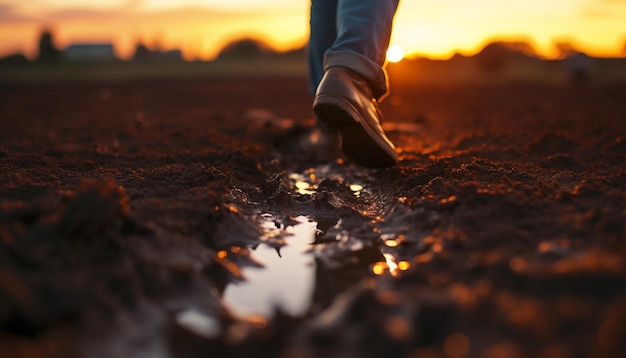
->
<box><xmin>372</xmin><ymin>252</ymin><xmax>411</xmax><ymax>277</ymax></box>
<box><xmin>383</xmin><ymin>253</ymin><xmax>399</xmax><ymax>276</ymax></box>
<box><xmin>289</xmin><ymin>172</ymin><xmax>319</xmax><ymax>195</ymax></box>
<box><xmin>349</xmin><ymin>184</ymin><xmax>363</xmax><ymax>197</ymax></box>
<box><xmin>222</xmin><ymin>215</ymin><xmax>317</xmax><ymax>318</ymax></box>
<box><xmin>288</xmin><ymin>169</ymin><xmax>367</xmax><ymax>197</ymax></box>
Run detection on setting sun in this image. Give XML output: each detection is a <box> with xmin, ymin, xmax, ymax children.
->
<box><xmin>386</xmin><ymin>45</ymin><xmax>404</xmax><ymax>63</ymax></box>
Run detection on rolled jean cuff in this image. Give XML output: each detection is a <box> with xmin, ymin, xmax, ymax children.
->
<box><xmin>324</xmin><ymin>49</ymin><xmax>389</xmax><ymax>100</ymax></box>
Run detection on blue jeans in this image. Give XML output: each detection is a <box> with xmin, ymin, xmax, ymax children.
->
<box><xmin>308</xmin><ymin>0</ymin><xmax>399</xmax><ymax>100</ymax></box>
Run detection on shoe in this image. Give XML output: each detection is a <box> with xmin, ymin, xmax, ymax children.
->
<box><xmin>313</xmin><ymin>67</ymin><xmax>398</xmax><ymax>168</ymax></box>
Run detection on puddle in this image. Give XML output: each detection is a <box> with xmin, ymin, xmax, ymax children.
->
<box><xmin>222</xmin><ymin>215</ymin><xmax>317</xmax><ymax>318</ymax></box>
<box><xmin>289</xmin><ymin>169</ymin><xmax>365</xmax><ymax>197</ymax></box>
<box><xmin>289</xmin><ymin>171</ymin><xmax>319</xmax><ymax>195</ymax></box>
<box><xmin>223</xmin><ymin>168</ymin><xmax>411</xmax><ymax>318</ymax></box>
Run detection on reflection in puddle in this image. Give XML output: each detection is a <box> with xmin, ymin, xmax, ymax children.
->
<box><xmin>372</xmin><ymin>234</ymin><xmax>412</xmax><ymax>276</ymax></box>
<box><xmin>349</xmin><ymin>184</ymin><xmax>363</xmax><ymax>197</ymax></box>
<box><xmin>223</xmin><ymin>168</ymin><xmax>414</xmax><ymax>318</ymax></box>
<box><xmin>289</xmin><ymin>169</ymin><xmax>365</xmax><ymax>198</ymax></box>
<box><xmin>371</xmin><ymin>253</ymin><xmax>411</xmax><ymax>277</ymax></box>
<box><xmin>383</xmin><ymin>253</ymin><xmax>399</xmax><ymax>275</ymax></box>
<box><xmin>176</xmin><ymin>308</ymin><xmax>221</xmax><ymax>338</ymax></box>
<box><xmin>223</xmin><ymin>216</ymin><xmax>317</xmax><ymax>318</ymax></box>
<box><xmin>289</xmin><ymin>171</ymin><xmax>319</xmax><ymax>195</ymax></box>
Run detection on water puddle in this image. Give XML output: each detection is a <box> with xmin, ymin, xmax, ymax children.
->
<box><xmin>223</xmin><ymin>167</ymin><xmax>412</xmax><ymax>318</ymax></box>
<box><xmin>222</xmin><ymin>215</ymin><xmax>318</xmax><ymax>318</ymax></box>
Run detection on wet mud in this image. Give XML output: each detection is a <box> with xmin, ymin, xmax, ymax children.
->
<box><xmin>1</xmin><ymin>78</ymin><xmax>625</xmax><ymax>357</ymax></box>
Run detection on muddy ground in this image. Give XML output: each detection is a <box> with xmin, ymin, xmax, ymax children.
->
<box><xmin>1</xmin><ymin>75</ymin><xmax>625</xmax><ymax>358</ymax></box>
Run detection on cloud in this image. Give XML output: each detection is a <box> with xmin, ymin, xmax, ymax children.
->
<box><xmin>582</xmin><ymin>0</ymin><xmax>626</xmax><ymax>18</ymax></box>
<box><xmin>27</xmin><ymin>2</ymin><xmax>300</xmax><ymax>23</ymax></box>
<box><xmin>0</xmin><ymin>3</ymin><xmax>35</xmax><ymax>23</ymax></box>
<box><xmin>140</xmin><ymin>0</ymin><xmax>302</xmax><ymax>12</ymax></box>
<box><xmin>0</xmin><ymin>0</ymin><xmax>306</xmax><ymax>24</ymax></box>
<box><xmin>46</xmin><ymin>8</ymin><xmax>124</xmax><ymax>21</ymax></box>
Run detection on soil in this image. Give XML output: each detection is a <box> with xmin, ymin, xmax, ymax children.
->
<box><xmin>1</xmin><ymin>76</ymin><xmax>625</xmax><ymax>358</ymax></box>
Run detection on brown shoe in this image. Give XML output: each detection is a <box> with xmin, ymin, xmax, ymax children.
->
<box><xmin>313</xmin><ymin>67</ymin><xmax>398</xmax><ymax>168</ymax></box>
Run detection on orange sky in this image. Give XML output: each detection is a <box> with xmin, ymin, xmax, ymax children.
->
<box><xmin>1</xmin><ymin>0</ymin><xmax>625</xmax><ymax>60</ymax></box>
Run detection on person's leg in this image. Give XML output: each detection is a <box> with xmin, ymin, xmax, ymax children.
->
<box><xmin>324</xmin><ymin>0</ymin><xmax>399</xmax><ymax>100</ymax></box>
<box><xmin>308</xmin><ymin>0</ymin><xmax>338</xmax><ymax>96</ymax></box>
<box><xmin>312</xmin><ymin>0</ymin><xmax>400</xmax><ymax>167</ymax></box>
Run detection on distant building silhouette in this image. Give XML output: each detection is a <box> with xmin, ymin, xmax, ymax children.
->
<box><xmin>37</xmin><ymin>28</ymin><xmax>61</xmax><ymax>62</ymax></box>
<box><xmin>63</xmin><ymin>43</ymin><xmax>117</xmax><ymax>63</ymax></box>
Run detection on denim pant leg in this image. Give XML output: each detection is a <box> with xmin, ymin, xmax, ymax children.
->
<box><xmin>326</xmin><ymin>0</ymin><xmax>399</xmax><ymax>100</ymax></box>
<box><xmin>309</xmin><ymin>0</ymin><xmax>399</xmax><ymax>99</ymax></box>
<box><xmin>308</xmin><ymin>0</ymin><xmax>338</xmax><ymax>96</ymax></box>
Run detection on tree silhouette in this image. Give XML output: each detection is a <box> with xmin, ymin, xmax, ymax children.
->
<box><xmin>37</xmin><ymin>28</ymin><xmax>61</xmax><ymax>63</ymax></box>
<box><xmin>554</xmin><ymin>41</ymin><xmax>579</xmax><ymax>59</ymax></box>
<box><xmin>475</xmin><ymin>40</ymin><xmax>538</xmax><ymax>73</ymax></box>
<box><xmin>216</xmin><ymin>38</ymin><xmax>275</xmax><ymax>60</ymax></box>
<box><xmin>132</xmin><ymin>42</ymin><xmax>152</xmax><ymax>62</ymax></box>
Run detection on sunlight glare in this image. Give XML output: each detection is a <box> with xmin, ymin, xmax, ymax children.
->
<box><xmin>386</xmin><ymin>45</ymin><xmax>404</xmax><ymax>63</ymax></box>
<box><xmin>383</xmin><ymin>253</ymin><xmax>399</xmax><ymax>276</ymax></box>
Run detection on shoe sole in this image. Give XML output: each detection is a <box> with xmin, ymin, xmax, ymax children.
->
<box><xmin>314</xmin><ymin>95</ymin><xmax>397</xmax><ymax>168</ymax></box>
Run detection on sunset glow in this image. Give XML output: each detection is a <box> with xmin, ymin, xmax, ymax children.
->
<box><xmin>386</xmin><ymin>45</ymin><xmax>404</xmax><ymax>63</ymax></box>
<box><xmin>1</xmin><ymin>0</ymin><xmax>625</xmax><ymax>60</ymax></box>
